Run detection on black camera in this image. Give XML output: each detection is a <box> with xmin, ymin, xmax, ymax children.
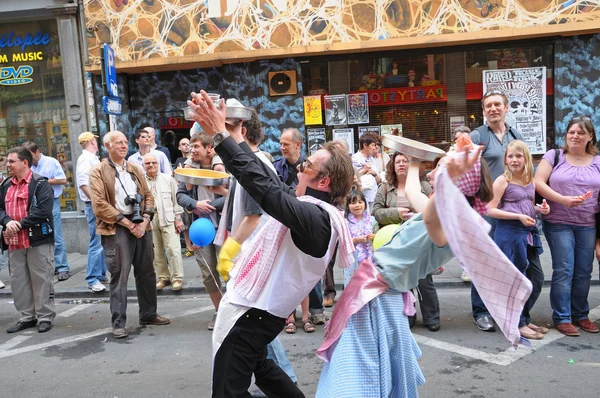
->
<box><xmin>124</xmin><ymin>193</ymin><xmax>144</xmax><ymax>224</ymax></box>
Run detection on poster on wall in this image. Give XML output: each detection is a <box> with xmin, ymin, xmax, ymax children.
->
<box><xmin>307</xmin><ymin>128</ymin><xmax>326</xmax><ymax>155</ymax></box>
<box><xmin>450</xmin><ymin>116</ymin><xmax>466</xmax><ymax>132</ymax></box>
<box><xmin>324</xmin><ymin>95</ymin><xmax>347</xmax><ymax>126</ymax></box>
<box><xmin>483</xmin><ymin>67</ymin><xmax>546</xmax><ymax>154</ymax></box>
<box><xmin>333</xmin><ymin>128</ymin><xmax>354</xmax><ymax>154</ymax></box>
<box><xmin>358</xmin><ymin>126</ymin><xmax>380</xmax><ymax>138</ymax></box>
<box><xmin>346</xmin><ymin>93</ymin><xmax>369</xmax><ymax>125</ymax></box>
<box><xmin>380</xmin><ymin>124</ymin><xmax>403</xmax><ymax>136</ymax></box>
<box><xmin>303</xmin><ymin>95</ymin><xmax>323</xmax><ymax>125</ymax></box>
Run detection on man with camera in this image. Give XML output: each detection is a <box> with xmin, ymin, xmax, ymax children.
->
<box><xmin>0</xmin><ymin>147</ymin><xmax>56</xmax><ymax>333</ymax></box>
<box><xmin>89</xmin><ymin>131</ymin><xmax>170</xmax><ymax>339</ymax></box>
<box><xmin>143</xmin><ymin>153</ymin><xmax>185</xmax><ymax>291</ymax></box>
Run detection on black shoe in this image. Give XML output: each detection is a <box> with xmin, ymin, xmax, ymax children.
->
<box><xmin>38</xmin><ymin>321</ymin><xmax>52</xmax><ymax>333</ymax></box>
<box><xmin>474</xmin><ymin>315</ymin><xmax>496</xmax><ymax>332</ymax></box>
<box><xmin>408</xmin><ymin>314</ymin><xmax>416</xmax><ymax>329</ymax></box>
<box><xmin>57</xmin><ymin>271</ymin><xmax>70</xmax><ymax>281</ymax></box>
<box><xmin>7</xmin><ymin>319</ymin><xmax>38</xmax><ymax>333</ymax></box>
<box><xmin>426</xmin><ymin>323</ymin><xmax>441</xmax><ymax>332</ymax></box>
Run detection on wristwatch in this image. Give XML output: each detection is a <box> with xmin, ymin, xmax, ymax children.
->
<box><xmin>212</xmin><ymin>130</ymin><xmax>230</xmax><ymax>147</ymax></box>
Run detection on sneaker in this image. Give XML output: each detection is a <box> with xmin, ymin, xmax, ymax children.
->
<box><xmin>573</xmin><ymin>319</ymin><xmax>599</xmax><ymax>333</ymax></box>
<box><xmin>139</xmin><ymin>315</ymin><xmax>170</xmax><ymax>326</ymax></box>
<box><xmin>0</xmin><ymin>279</ymin><xmax>5</xmax><ymax>289</ymax></box>
<box><xmin>156</xmin><ymin>280</ymin><xmax>170</xmax><ymax>291</ymax></box>
<box><xmin>208</xmin><ymin>312</ymin><xmax>217</xmax><ymax>330</ymax></box>
<box><xmin>88</xmin><ymin>281</ymin><xmax>107</xmax><ymax>292</ymax></box>
<box><xmin>461</xmin><ymin>271</ymin><xmax>471</xmax><ymax>282</ymax></box>
<box><xmin>38</xmin><ymin>321</ymin><xmax>52</xmax><ymax>333</ymax></box>
<box><xmin>311</xmin><ymin>313</ymin><xmax>326</xmax><ymax>325</ymax></box>
<box><xmin>172</xmin><ymin>280</ymin><xmax>183</xmax><ymax>291</ymax></box>
<box><xmin>474</xmin><ymin>315</ymin><xmax>496</xmax><ymax>332</ymax></box>
<box><xmin>7</xmin><ymin>319</ymin><xmax>38</xmax><ymax>333</ymax></box>
<box><xmin>57</xmin><ymin>271</ymin><xmax>70</xmax><ymax>281</ymax></box>
<box><xmin>112</xmin><ymin>328</ymin><xmax>128</xmax><ymax>339</ymax></box>
<box><xmin>555</xmin><ymin>322</ymin><xmax>580</xmax><ymax>337</ymax></box>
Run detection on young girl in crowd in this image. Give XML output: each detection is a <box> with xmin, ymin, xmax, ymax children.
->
<box><xmin>344</xmin><ymin>189</ymin><xmax>374</xmax><ymax>286</ymax></box>
<box><xmin>487</xmin><ymin>140</ymin><xmax>550</xmax><ymax>340</ymax></box>
<box><xmin>316</xmin><ymin>142</ymin><xmax>533</xmax><ymax>397</ymax></box>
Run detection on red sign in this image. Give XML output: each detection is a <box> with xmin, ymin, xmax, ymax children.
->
<box><xmin>352</xmin><ymin>85</ymin><xmax>447</xmax><ymax>106</ymax></box>
<box><xmin>159</xmin><ymin>116</ymin><xmax>194</xmax><ymax>129</ymax></box>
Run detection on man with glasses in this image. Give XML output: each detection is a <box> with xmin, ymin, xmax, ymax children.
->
<box><xmin>128</xmin><ymin>129</ymin><xmax>172</xmax><ymax>175</ymax></box>
<box><xmin>187</xmin><ymin>91</ymin><xmax>355</xmax><ymax>397</ymax></box>
<box><xmin>89</xmin><ymin>131</ymin><xmax>170</xmax><ymax>339</ymax></box>
<box><xmin>0</xmin><ymin>147</ymin><xmax>56</xmax><ymax>333</ymax></box>
<box><xmin>470</xmin><ymin>89</ymin><xmax>524</xmax><ymax>333</ymax></box>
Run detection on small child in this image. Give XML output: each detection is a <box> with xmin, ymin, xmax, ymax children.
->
<box><xmin>344</xmin><ymin>190</ymin><xmax>375</xmax><ymax>287</ymax></box>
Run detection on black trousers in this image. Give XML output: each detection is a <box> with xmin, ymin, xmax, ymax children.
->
<box><xmin>101</xmin><ymin>225</ymin><xmax>157</xmax><ymax>328</ymax></box>
<box><xmin>323</xmin><ymin>251</ymin><xmax>336</xmax><ymax>299</ymax></box>
<box><xmin>212</xmin><ymin>308</ymin><xmax>305</xmax><ymax>398</ymax></box>
<box><xmin>416</xmin><ymin>273</ymin><xmax>440</xmax><ymax>325</ymax></box>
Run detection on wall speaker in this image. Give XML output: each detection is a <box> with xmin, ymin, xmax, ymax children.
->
<box><xmin>268</xmin><ymin>71</ymin><xmax>297</xmax><ymax>96</ymax></box>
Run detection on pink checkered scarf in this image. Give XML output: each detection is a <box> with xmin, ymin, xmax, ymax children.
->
<box><xmin>434</xmin><ymin>163</ymin><xmax>532</xmax><ymax>348</ymax></box>
<box><xmin>233</xmin><ymin>195</ymin><xmax>355</xmax><ymax>302</ymax></box>
<box><xmin>452</xmin><ymin>152</ymin><xmax>488</xmax><ymax>216</ymax></box>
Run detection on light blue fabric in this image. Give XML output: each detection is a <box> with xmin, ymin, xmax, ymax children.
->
<box><xmin>374</xmin><ymin>214</ymin><xmax>453</xmax><ymax>292</ymax></box>
<box><xmin>266</xmin><ymin>337</ymin><xmax>297</xmax><ymax>383</ymax></box>
<box><xmin>316</xmin><ymin>290</ymin><xmax>425</xmax><ymax>397</ymax></box>
<box><xmin>84</xmin><ymin>203</ymin><xmax>107</xmax><ymax>285</ymax></box>
<box><xmin>53</xmin><ymin>198</ymin><xmax>69</xmax><ymax>272</ymax></box>
<box><xmin>31</xmin><ymin>154</ymin><xmax>65</xmax><ymax>198</ymax></box>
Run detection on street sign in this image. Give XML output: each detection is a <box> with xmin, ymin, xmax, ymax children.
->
<box><xmin>102</xmin><ymin>96</ymin><xmax>122</xmax><ymax>115</ymax></box>
<box><xmin>103</xmin><ymin>44</ymin><xmax>118</xmax><ymax>97</ymax></box>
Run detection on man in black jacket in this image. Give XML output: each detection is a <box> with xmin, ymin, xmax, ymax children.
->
<box><xmin>0</xmin><ymin>147</ymin><xmax>56</xmax><ymax>333</ymax></box>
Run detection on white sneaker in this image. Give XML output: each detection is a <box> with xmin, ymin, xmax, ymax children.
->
<box><xmin>88</xmin><ymin>281</ymin><xmax>107</xmax><ymax>292</ymax></box>
<box><xmin>461</xmin><ymin>271</ymin><xmax>471</xmax><ymax>283</ymax></box>
<box><xmin>0</xmin><ymin>279</ymin><xmax>5</xmax><ymax>289</ymax></box>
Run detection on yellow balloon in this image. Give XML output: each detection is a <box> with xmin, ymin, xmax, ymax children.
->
<box><xmin>373</xmin><ymin>224</ymin><xmax>400</xmax><ymax>251</ymax></box>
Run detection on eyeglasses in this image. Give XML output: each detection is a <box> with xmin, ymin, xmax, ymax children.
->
<box><xmin>298</xmin><ymin>159</ymin><xmax>320</xmax><ymax>174</ymax></box>
<box><xmin>483</xmin><ymin>89</ymin><xmax>504</xmax><ymax>98</ymax></box>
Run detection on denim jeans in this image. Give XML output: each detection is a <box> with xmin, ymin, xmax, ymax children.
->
<box><xmin>84</xmin><ymin>203</ymin><xmax>107</xmax><ymax>285</ymax></box>
<box><xmin>472</xmin><ymin>216</ymin><xmax>496</xmax><ymax>320</ymax></box>
<box><xmin>267</xmin><ymin>337</ymin><xmax>297</xmax><ymax>383</ymax></box>
<box><xmin>522</xmin><ymin>246</ymin><xmax>544</xmax><ymax>327</ymax></box>
<box><xmin>53</xmin><ymin>198</ymin><xmax>69</xmax><ymax>272</ymax></box>
<box><xmin>543</xmin><ymin>221</ymin><xmax>595</xmax><ymax>325</ymax></box>
<box><xmin>309</xmin><ymin>280</ymin><xmax>324</xmax><ymax>315</ymax></box>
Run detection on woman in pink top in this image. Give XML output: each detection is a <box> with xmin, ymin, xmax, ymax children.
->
<box><xmin>534</xmin><ymin>116</ymin><xmax>600</xmax><ymax>336</ymax></box>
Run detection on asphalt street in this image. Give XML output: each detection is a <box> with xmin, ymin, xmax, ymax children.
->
<box><xmin>0</xmin><ymin>287</ymin><xmax>599</xmax><ymax>398</ymax></box>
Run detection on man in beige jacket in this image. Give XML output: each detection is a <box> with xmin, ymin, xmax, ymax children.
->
<box><xmin>143</xmin><ymin>153</ymin><xmax>185</xmax><ymax>291</ymax></box>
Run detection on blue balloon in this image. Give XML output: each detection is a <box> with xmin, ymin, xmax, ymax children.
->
<box><xmin>189</xmin><ymin>218</ymin><xmax>216</xmax><ymax>247</ymax></box>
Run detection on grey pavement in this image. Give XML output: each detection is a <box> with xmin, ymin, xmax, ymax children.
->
<box><xmin>0</xmin><ymin>235</ymin><xmax>599</xmax><ymax>298</ymax></box>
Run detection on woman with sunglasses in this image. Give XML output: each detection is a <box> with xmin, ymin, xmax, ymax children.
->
<box><xmin>534</xmin><ymin>116</ymin><xmax>600</xmax><ymax>336</ymax></box>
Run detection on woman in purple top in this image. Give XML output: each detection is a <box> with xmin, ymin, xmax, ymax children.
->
<box><xmin>488</xmin><ymin>141</ymin><xmax>550</xmax><ymax>340</ymax></box>
<box><xmin>535</xmin><ymin>117</ymin><xmax>600</xmax><ymax>336</ymax></box>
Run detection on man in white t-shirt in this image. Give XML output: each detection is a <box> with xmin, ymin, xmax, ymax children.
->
<box><xmin>352</xmin><ymin>133</ymin><xmax>381</xmax><ymax>210</ymax></box>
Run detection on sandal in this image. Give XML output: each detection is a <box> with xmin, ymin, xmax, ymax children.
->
<box><xmin>302</xmin><ymin>319</ymin><xmax>315</xmax><ymax>333</ymax></box>
<box><xmin>528</xmin><ymin>324</ymin><xmax>549</xmax><ymax>334</ymax></box>
<box><xmin>284</xmin><ymin>322</ymin><xmax>296</xmax><ymax>334</ymax></box>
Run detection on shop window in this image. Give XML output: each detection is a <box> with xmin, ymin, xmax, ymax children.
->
<box><xmin>0</xmin><ymin>20</ymin><xmax>76</xmax><ymax>211</ymax></box>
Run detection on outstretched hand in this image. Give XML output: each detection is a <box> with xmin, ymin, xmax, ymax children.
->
<box><xmin>187</xmin><ymin>91</ymin><xmax>227</xmax><ymax>136</ymax></box>
<box><xmin>445</xmin><ymin>145</ymin><xmax>483</xmax><ymax>182</ymax></box>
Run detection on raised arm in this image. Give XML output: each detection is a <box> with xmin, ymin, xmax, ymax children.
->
<box><xmin>404</xmin><ymin>159</ymin><xmax>429</xmax><ymax>213</ymax></box>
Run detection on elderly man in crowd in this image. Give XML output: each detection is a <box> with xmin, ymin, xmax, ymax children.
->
<box><xmin>176</xmin><ymin>132</ymin><xmax>226</xmax><ymax>330</ymax></box>
<box><xmin>470</xmin><ymin>90</ymin><xmax>524</xmax><ymax>333</ymax></box>
<box><xmin>22</xmin><ymin>141</ymin><xmax>70</xmax><ymax>281</ymax></box>
<box><xmin>0</xmin><ymin>147</ymin><xmax>56</xmax><ymax>333</ymax></box>
<box><xmin>128</xmin><ymin>129</ymin><xmax>172</xmax><ymax>175</ymax></box>
<box><xmin>76</xmin><ymin>132</ymin><xmax>108</xmax><ymax>292</ymax></box>
<box><xmin>90</xmin><ymin>131</ymin><xmax>170</xmax><ymax>339</ymax></box>
<box><xmin>273</xmin><ymin>128</ymin><xmax>304</xmax><ymax>188</ymax></box>
<box><xmin>143</xmin><ymin>153</ymin><xmax>185</xmax><ymax>291</ymax></box>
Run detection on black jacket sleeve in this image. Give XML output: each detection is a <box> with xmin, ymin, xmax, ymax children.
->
<box><xmin>216</xmin><ymin>137</ymin><xmax>332</xmax><ymax>258</ymax></box>
<box><xmin>20</xmin><ymin>178</ymin><xmax>54</xmax><ymax>229</ymax></box>
<box><xmin>0</xmin><ymin>180</ymin><xmax>11</xmax><ymax>227</ymax></box>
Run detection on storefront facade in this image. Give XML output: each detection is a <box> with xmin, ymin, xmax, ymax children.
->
<box><xmin>82</xmin><ymin>1</ymin><xmax>600</xmax><ymax>161</ymax></box>
<box><xmin>1</xmin><ymin>0</ymin><xmax>90</xmax><ymax>253</ymax></box>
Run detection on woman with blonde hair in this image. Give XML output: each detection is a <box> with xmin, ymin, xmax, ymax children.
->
<box><xmin>535</xmin><ymin>116</ymin><xmax>600</xmax><ymax>336</ymax></box>
<box><xmin>487</xmin><ymin>140</ymin><xmax>550</xmax><ymax>340</ymax></box>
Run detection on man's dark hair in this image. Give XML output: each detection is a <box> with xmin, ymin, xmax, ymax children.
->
<box><xmin>8</xmin><ymin>147</ymin><xmax>33</xmax><ymax>168</ymax></box>
<box><xmin>242</xmin><ymin>109</ymin><xmax>263</xmax><ymax>146</ymax></box>
<box><xmin>133</xmin><ymin>129</ymin><xmax>149</xmax><ymax>148</ymax></box>
<box><xmin>359</xmin><ymin>133</ymin><xmax>377</xmax><ymax>150</ymax></box>
<box><xmin>164</xmin><ymin>130</ymin><xmax>176</xmax><ymax>145</ymax></box>
<box><xmin>320</xmin><ymin>142</ymin><xmax>355</xmax><ymax>206</ymax></box>
<box><xmin>21</xmin><ymin>141</ymin><xmax>39</xmax><ymax>154</ymax></box>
